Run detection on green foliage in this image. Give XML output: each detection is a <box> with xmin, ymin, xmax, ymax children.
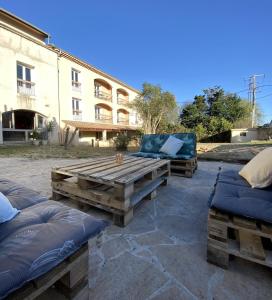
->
<box><xmin>114</xmin><ymin>133</ymin><xmax>131</xmax><ymax>151</ymax></box>
<box><xmin>129</xmin><ymin>83</ymin><xmax>177</xmax><ymax>134</ymax></box>
<box><xmin>180</xmin><ymin>86</ymin><xmax>261</xmax><ymax>141</ymax></box>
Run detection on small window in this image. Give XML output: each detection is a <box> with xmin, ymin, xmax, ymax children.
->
<box><xmin>17</xmin><ymin>62</ymin><xmax>35</xmax><ymax>95</ymax></box>
<box><xmin>240</xmin><ymin>132</ymin><xmax>247</xmax><ymax>137</ymax></box>
<box><xmin>37</xmin><ymin>115</ymin><xmax>44</xmax><ymax>129</ymax></box>
<box><xmin>72</xmin><ymin>98</ymin><xmax>81</xmax><ymax>114</ymax></box>
<box><xmin>17</xmin><ymin>63</ymin><xmax>32</xmax><ymax>82</ymax></box>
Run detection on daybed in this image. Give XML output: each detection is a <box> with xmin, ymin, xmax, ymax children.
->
<box><xmin>0</xmin><ymin>179</ymin><xmax>107</xmax><ymax>299</ymax></box>
<box><xmin>207</xmin><ymin>168</ymin><xmax>272</xmax><ymax>269</ymax></box>
<box><xmin>131</xmin><ymin>133</ymin><xmax>197</xmax><ymax>177</ymax></box>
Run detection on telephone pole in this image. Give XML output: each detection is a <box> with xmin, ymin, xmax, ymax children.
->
<box><xmin>248</xmin><ymin>74</ymin><xmax>265</xmax><ymax>127</ymax></box>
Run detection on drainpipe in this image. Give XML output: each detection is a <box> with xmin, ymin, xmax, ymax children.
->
<box><xmin>57</xmin><ymin>49</ymin><xmax>62</xmax><ymax>144</ymax></box>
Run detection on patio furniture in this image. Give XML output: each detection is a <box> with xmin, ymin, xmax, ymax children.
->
<box><xmin>51</xmin><ymin>155</ymin><xmax>170</xmax><ymax>226</ymax></box>
<box><xmin>0</xmin><ymin>178</ymin><xmax>107</xmax><ymax>300</ymax></box>
<box><xmin>207</xmin><ymin>169</ymin><xmax>272</xmax><ymax>269</ymax></box>
<box><xmin>130</xmin><ymin>133</ymin><xmax>197</xmax><ymax>177</ymax></box>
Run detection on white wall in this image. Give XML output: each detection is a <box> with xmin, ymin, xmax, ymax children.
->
<box><xmin>231</xmin><ymin>129</ymin><xmax>258</xmax><ymax>143</ymax></box>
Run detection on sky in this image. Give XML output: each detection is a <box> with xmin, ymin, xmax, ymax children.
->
<box><xmin>2</xmin><ymin>0</ymin><xmax>272</xmax><ymax>123</ymax></box>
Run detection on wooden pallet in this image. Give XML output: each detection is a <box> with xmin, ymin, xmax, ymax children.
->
<box><xmin>51</xmin><ymin>156</ymin><xmax>170</xmax><ymax>226</ymax></box>
<box><xmin>7</xmin><ymin>241</ymin><xmax>91</xmax><ymax>300</ymax></box>
<box><xmin>207</xmin><ymin>208</ymin><xmax>272</xmax><ymax>269</ymax></box>
<box><xmin>170</xmin><ymin>157</ymin><xmax>197</xmax><ymax>178</ymax></box>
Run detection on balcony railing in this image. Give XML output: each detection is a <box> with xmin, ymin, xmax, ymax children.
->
<box><xmin>72</xmin><ymin>81</ymin><xmax>81</xmax><ymax>92</ymax></box>
<box><xmin>94</xmin><ymin>90</ymin><xmax>112</xmax><ymax>102</ymax></box>
<box><xmin>117</xmin><ymin>117</ymin><xmax>129</xmax><ymax>125</ymax></box>
<box><xmin>72</xmin><ymin>110</ymin><xmax>82</xmax><ymax>121</ymax></box>
<box><xmin>95</xmin><ymin>113</ymin><xmax>113</xmax><ymax>123</ymax></box>
<box><xmin>17</xmin><ymin>79</ymin><xmax>35</xmax><ymax>96</ymax></box>
<box><xmin>117</xmin><ymin>97</ymin><xmax>129</xmax><ymax>105</ymax></box>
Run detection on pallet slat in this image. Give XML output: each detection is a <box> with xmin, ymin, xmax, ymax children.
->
<box><xmin>207</xmin><ymin>208</ymin><xmax>272</xmax><ymax>269</ymax></box>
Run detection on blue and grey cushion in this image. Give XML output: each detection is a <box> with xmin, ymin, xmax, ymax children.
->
<box><xmin>209</xmin><ymin>169</ymin><xmax>272</xmax><ymax>223</ymax></box>
<box><xmin>0</xmin><ymin>200</ymin><xmax>107</xmax><ymax>299</ymax></box>
<box><xmin>133</xmin><ymin>133</ymin><xmax>196</xmax><ymax>160</ymax></box>
<box><xmin>0</xmin><ymin>179</ymin><xmax>47</xmax><ymax>210</ymax></box>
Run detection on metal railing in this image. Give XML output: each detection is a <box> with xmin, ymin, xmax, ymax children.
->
<box><xmin>94</xmin><ymin>90</ymin><xmax>112</xmax><ymax>101</ymax></box>
<box><xmin>72</xmin><ymin>81</ymin><xmax>81</xmax><ymax>92</ymax></box>
<box><xmin>17</xmin><ymin>79</ymin><xmax>35</xmax><ymax>96</ymax></box>
<box><xmin>117</xmin><ymin>116</ymin><xmax>129</xmax><ymax>125</ymax></box>
<box><xmin>95</xmin><ymin>113</ymin><xmax>113</xmax><ymax>123</ymax></box>
<box><xmin>72</xmin><ymin>110</ymin><xmax>82</xmax><ymax>121</ymax></box>
<box><xmin>117</xmin><ymin>97</ymin><xmax>129</xmax><ymax>105</ymax></box>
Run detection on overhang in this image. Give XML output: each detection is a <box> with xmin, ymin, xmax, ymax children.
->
<box><xmin>62</xmin><ymin>120</ymin><xmax>138</xmax><ymax>132</ymax></box>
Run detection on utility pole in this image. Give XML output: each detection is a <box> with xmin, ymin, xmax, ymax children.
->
<box><xmin>248</xmin><ymin>74</ymin><xmax>265</xmax><ymax>127</ymax></box>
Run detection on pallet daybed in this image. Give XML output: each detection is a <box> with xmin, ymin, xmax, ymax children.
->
<box><xmin>0</xmin><ymin>179</ymin><xmax>107</xmax><ymax>300</ymax></box>
<box><xmin>130</xmin><ymin>133</ymin><xmax>197</xmax><ymax>178</ymax></box>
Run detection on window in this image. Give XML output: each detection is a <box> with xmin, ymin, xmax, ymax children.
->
<box><xmin>240</xmin><ymin>132</ymin><xmax>247</xmax><ymax>137</ymax></box>
<box><xmin>95</xmin><ymin>106</ymin><xmax>101</xmax><ymax>119</ymax></box>
<box><xmin>72</xmin><ymin>98</ymin><xmax>82</xmax><ymax>120</ymax></box>
<box><xmin>71</xmin><ymin>69</ymin><xmax>81</xmax><ymax>91</ymax></box>
<box><xmin>94</xmin><ymin>83</ymin><xmax>100</xmax><ymax>96</ymax></box>
<box><xmin>17</xmin><ymin>62</ymin><xmax>35</xmax><ymax>96</ymax></box>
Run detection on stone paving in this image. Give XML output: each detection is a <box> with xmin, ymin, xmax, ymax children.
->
<box><xmin>1</xmin><ymin>158</ymin><xmax>272</xmax><ymax>300</ymax></box>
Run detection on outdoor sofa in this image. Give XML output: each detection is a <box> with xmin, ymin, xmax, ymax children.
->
<box><xmin>0</xmin><ymin>178</ymin><xmax>107</xmax><ymax>299</ymax></box>
<box><xmin>207</xmin><ymin>168</ymin><xmax>272</xmax><ymax>269</ymax></box>
<box><xmin>131</xmin><ymin>133</ymin><xmax>197</xmax><ymax>177</ymax></box>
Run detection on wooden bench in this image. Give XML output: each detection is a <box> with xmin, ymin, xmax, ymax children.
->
<box><xmin>207</xmin><ymin>208</ymin><xmax>272</xmax><ymax>269</ymax></box>
<box><xmin>52</xmin><ymin>156</ymin><xmax>170</xmax><ymax>226</ymax></box>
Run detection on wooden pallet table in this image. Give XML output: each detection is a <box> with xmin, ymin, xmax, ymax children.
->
<box><xmin>207</xmin><ymin>208</ymin><xmax>272</xmax><ymax>269</ymax></box>
<box><xmin>51</xmin><ymin>156</ymin><xmax>170</xmax><ymax>226</ymax></box>
<box><xmin>170</xmin><ymin>157</ymin><xmax>197</xmax><ymax>178</ymax></box>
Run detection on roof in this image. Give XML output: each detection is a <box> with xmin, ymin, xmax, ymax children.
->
<box><xmin>0</xmin><ymin>8</ymin><xmax>50</xmax><ymax>39</ymax></box>
<box><xmin>62</xmin><ymin>120</ymin><xmax>138</xmax><ymax>131</ymax></box>
<box><xmin>50</xmin><ymin>47</ymin><xmax>140</xmax><ymax>94</ymax></box>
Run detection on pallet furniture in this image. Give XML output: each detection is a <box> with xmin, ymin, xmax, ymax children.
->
<box><xmin>170</xmin><ymin>157</ymin><xmax>197</xmax><ymax>178</ymax></box>
<box><xmin>7</xmin><ymin>242</ymin><xmax>90</xmax><ymax>300</ymax></box>
<box><xmin>130</xmin><ymin>133</ymin><xmax>197</xmax><ymax>178</ymax></box>
<box><xmin>207</xmin><ymin>208</ymin><xmax>272</xmax><ymax>269</ymax></box>
<box><xmin>52</xmin><ymin>156</ymin><xmax>170</xmax><ymax>226</ymax></box>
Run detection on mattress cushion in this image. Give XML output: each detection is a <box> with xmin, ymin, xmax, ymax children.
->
<box><xmin>0</xmin><ymin>179</ymin><xmax>47</xmax><ymax>210</ymax></box>
<box><xmin>0</xmin><ymin>200</ymin><xmax>108</xmax><ymax>299</ymax></box>
<box><xmin>217</xmin><ymin>169</ymin><xmax>250</xmax><ymax>187</ymax></box>
<box><xmin>210</xmin><ymin>181</ymin><xmax>272</xmax><ymax>223</ymax></box>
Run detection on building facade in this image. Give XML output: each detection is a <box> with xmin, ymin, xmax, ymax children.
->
<box><xmin>0</xmin><ymin>9</ymin><xmax>140</xmax><ymax>145</ymax></box>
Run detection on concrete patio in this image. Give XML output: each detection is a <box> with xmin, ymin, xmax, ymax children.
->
<box><xmin>1</xmin><ymin>158</ymin><xmax>271</xmax><ymax>300</ymax></box>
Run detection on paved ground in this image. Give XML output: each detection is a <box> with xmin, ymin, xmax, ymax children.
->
<box><xmin>1</xmin><ymin>158</ymin><xmax>272</xmax><ymax>300</ymax></box>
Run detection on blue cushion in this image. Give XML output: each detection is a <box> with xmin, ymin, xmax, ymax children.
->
<box><xmin>210</xmin><ymin>181</ymin><xmax>272</xmax><ymax>223</ymax></box>
<box><xmin>131</xmin><ymin>152</ymin><xmax>193</xmax><ymax>160</ymax></box>
<box><xmin>217</xmin><ymin>170</ymin><xmax>250</xmax><ymax>187</ymax></box>
<box><xmin>138</xmin><ymin>133</ymin><xmax>197</xmax><ymax>158</ymax></box>
<box><xmin>0</xmin><ymin>179</ymin><xmax>47</xmax><ymax>210</ymax></box>
<box><xmin>0</xmin><ymin>200</ymin><xmax>108</xmax><ymax>299</ymax></box>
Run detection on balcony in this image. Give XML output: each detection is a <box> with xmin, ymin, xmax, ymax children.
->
<box><xmin>117</xmin><ymin>116</ymin><xmax>129</xmax><ymax>125</ymax></box>
<box><xmin>72</xmin><ymin>81</ymin><xmax>81</xmax><ymax>92</ymax></box>
<box><xmin>95</xmin><ymin>113</ymin><xmax>113</xmax><ymax>124</ymax></box>
<box><xmin>17</xmin><ymin>79</ymin><xmax>35</xmax><ymax>96</ymax></box>
<box><xmin>72</xmin><ymin>110</ymin><xmax>82</xmax><ymax>121</ymax></box>
<box><xmin>117</xmin><ymin>96</ymin><xmax>129</xmax><ymax>105</ymax></box>
<box><xmin>94</xmin><ymin>90</ymin><xmax>112</xmax><ymax>102</ymax></box>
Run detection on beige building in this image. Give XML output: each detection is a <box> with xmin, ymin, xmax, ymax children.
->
<box><xmin>0</xmin><ymin>8</ymin><xmax>140</xmax><ymax>145</ymax></box>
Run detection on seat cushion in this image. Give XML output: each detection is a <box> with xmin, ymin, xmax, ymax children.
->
<box><xmin>210</xmin><ymin>181</ymin><xmax>272</xmax><ymax>223</ymax></box>
<box><xmin>0</xmin><ymin>200</ymin><xmax>108</xmax><ymax>299</ymax></box>
<box><xmin>130</xmin><ymin>152</ymin><xmax>193</xmax><ymax>160</ymax></box>
<box><xmin>0</xmin><ymin>179</ymin><xmax>47</xmax><ymax>210</ymax></box>
<box><xmin>217</xmin><ymin>169</ymin><xmax>250</xmax><ymax>187</ymax></box>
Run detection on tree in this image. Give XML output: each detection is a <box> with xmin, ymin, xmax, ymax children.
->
<box><xmin>129</xmin><ymin>83</ymin><xmax>177</xmax><ymax>134</ymax></box>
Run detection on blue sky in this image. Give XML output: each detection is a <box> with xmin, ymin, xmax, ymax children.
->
<box><xmin>2</xmin><ymin>0</ymin><xmax>272</xmax><ymax>123</ymax></box>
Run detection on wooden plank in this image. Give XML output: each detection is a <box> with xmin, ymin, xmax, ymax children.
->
<box><xmin>52</xmin><ymin>181</ymin><xmax>129</xmax><ymax>210</ymax></box>
<box><xmin>84</xmin><ymin>157</ymin><xmax>154</xmax><ymax>180</ymax></box>
<box><xmin>233</xmin><ymin>216</ymin><xmax>257</xmax><ymax>230</ymax></box>
<box><xmin>69</xmin><ymin>156</ymin><xmax>140</xmax><ymax>175</ymax></box>
<box><xmin>239</xmin><ymin>230</ymin><xmax>266</xmax><ymax>260</ymax></box>
<box><xmin>116</xmin><ymin>160</ymin><xmax>170</xmax><ymax>184</ymax></box>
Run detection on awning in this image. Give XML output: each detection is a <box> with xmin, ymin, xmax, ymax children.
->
<box><xmin>62</xmin><ymin>120</ymin><xmax>138</xmax><ymax>132</ymax></box>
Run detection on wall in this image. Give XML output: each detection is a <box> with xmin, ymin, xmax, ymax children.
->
<box><xmin>231</xmin><ymin>129</ymin><xmax>258</xmax><ymax>143</ymax></box>
<box><xmin>0</xmin><ymin>25</ymin><xmax>59</xmax><ymax>143</ymax></box>
<box><xmin>257</xmin><ymin>128</ymin><xmax>272</xmax><ymax>140</ymax></box>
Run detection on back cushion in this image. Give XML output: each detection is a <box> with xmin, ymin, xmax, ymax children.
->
<box><xmin>173</xmin><ymin>133</ymin><xmax>196</xmax><ymax>157</ymax></box>
<box><xmin>140</xmin><ymin>134</ymin><xmax>169</xmax><ymax>153</ymax></box>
